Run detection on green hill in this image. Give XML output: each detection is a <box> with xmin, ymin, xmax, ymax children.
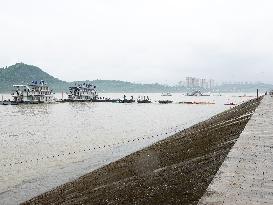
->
<box><xmin>1</xmin><ymin>63</ymin><xmax>272</xmax><ymax>93</ymax></box>
<box><xmin>75</xmin><ymin>80</ymin><xmax>176</xmax><ymax>93</ymax></box>
<box><xmin>0</xmin><ymin>63</ymin><xmax>176</xmax><ymax>93</ymax></box>
<box><xmin>0</xmin><ymin>63</ymin><xmax>68</xmax><ymax>92</ymax></box>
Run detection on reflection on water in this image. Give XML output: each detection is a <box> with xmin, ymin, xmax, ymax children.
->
<box><xmin>0</xmin><ymin>93</ymin><xmax>254</xmax><ymax>204</ymax></box>
<box><xmin>13</xmin><ymin>103</ymin><xmax>52</xmax><ymax>115</ymax></box>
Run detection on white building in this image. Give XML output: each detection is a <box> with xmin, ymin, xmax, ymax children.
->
<box><xmin>184</xmin><ymin>77</ymin><xmax>215</xmax><ymax>89</ymax></box>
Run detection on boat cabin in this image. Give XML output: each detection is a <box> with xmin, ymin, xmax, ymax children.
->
<box><xmin>12</xmin><ymin>80</ymin><xmax>54</xmax><ymax>103</ymax></box>
<box><xmin>67</xmin><ymin>83</ymin><xmax>97</xmax><ymax>101</ymax></box>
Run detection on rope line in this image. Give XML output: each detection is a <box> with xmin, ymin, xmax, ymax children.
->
<box><xmin>2</xmin><ymin>100</ymin><xmax>258</xmax><ymax>168</ymax></box>
<box><xmin>1</xmin><ymin>125</ymin><xmax>185</xmax><ymax>168</ymax></box>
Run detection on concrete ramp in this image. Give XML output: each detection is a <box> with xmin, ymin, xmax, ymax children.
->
<box><xmin>199</xmin><ymin>95</ymin><xmax>273</xmax><ymax>204</ymax></box>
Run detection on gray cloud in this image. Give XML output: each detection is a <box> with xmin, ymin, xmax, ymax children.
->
<box><xmin>1</xmin><ymin>0</ymin><xmax>273</xmax><ymax>84</ymax></box>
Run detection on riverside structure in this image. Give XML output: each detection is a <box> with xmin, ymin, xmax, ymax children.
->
<box><xmin>12</xmin><ymin>80</ymin><xmax>54</xmax><ymax>104</ymax></box>
<box><xmin>199</xmin><ymin>94</ymin><xmax>273</xmax><ymax>204</ymax></box>
<box><xmin>24</xmin><ymin>97</ymin><xmax>263</xmax><ymax>205</ymax></box>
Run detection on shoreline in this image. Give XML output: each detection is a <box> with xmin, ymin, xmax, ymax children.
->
<box><xmin>24</xmin><ymin>97</ymin><xmax>262</xmax><ymax>205</ymax></box>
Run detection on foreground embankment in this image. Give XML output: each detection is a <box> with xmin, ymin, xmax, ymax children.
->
<box><xmin>24</xmin><ymin>97</ymin><xmax>262</xmax><ymax>205</ymax></box>
<box><xmin>199</xmin><ymin>95</ymin><xmax>273</xmax><ymax>204</ymax></box>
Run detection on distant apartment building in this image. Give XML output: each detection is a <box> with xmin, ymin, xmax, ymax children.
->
<box><xmin>200</xmin><ymin>79</ymin><xmax>208</xmax><ymax>89</ymax></box>
<box><xmin>185</xmin><ymin>77</ymin><xmax>193</xmax><ymax>87</ymax></box>
<box><xmin>209</xmin><ymin>79</ymin><xmax>215</xmax><ymax>89</ymax></box>
<box><xmin>185</xmin><ymin>77</ymin><xmax>215</xmax><ymax>89</ymax></box>
<box><xmin>186</xmin><ymin>77</ymin><xmax>200</xmax><ymax>88</ymax></box>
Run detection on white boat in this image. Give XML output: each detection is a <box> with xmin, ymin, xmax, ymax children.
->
<box><xmin>67</xmin><ymin>83</ymin><xmax>97</xmax><ymax>102</ymax></box>
<box><xmin>186</xmin><ymin>91</ymin><xmax>210</xmax><ymax>96</ymax></box>
<box><xmin>11</xmin><ymin>80</ymin><xmax>55</xmax><ymax>103</ymax></box>
<box><xmin>161</xmin><ymin>92</ymin><xmax>172</xmax><ymax>96</ymax></box>
<box><xmin>137</xmin><ymin>96</ymin><xmax>151</xmax><ymax>103</ymax></box>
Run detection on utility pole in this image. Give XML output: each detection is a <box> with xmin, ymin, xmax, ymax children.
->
<box><xmin>257</xmin><ymin>89</ymin><xmax>259</xmax><ymax>100</ymax></box>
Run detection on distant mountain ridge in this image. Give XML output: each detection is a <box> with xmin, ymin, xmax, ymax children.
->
<box><xmin>0</xmin><ymin>63</ymin><xmax>174</xmax><ymax>93</ymax></box>
<box><xmin>0</xmin><ymin>63</ymin><xmax>272</xmax><ymax>93</ymax></box>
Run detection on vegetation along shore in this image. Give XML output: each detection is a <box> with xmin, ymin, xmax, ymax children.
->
<box><xmin>1</xmin><ymin>63</ymin><xmax>272</xmax><ymax>93</ymax></box>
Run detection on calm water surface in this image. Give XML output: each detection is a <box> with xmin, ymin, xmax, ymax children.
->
<box><xmin>0</xmin><ymin>93</ymin><xmax>255</xmax><ymax>204</ymax></box>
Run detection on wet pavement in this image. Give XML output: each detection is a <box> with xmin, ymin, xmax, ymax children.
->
<box><xmin>199</xmin><ymin>95</ymin><xmax>273</xmax><ymax>205</ymax></box>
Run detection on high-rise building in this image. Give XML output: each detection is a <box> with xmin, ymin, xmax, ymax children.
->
<box><xmin>209</xmin><ymin>79</ymin><xmax>215</xmax><ymax>89</ymax></box>
<box><xmin>200</xmin><ymin>79</ymin><xmax>207</xmax><ymax>89</ymax></box>
<box><xmin>185</xmin><ymin>77</ymin><xmax>215</xmax><ymax>89</ymax></box>
<box><xmin>186</xmin><ymin>77</ymin><xmax>193</xmax><ymax>88</ymax></box>
<box><xmin>194</xmin><ymin>78</ymin><xmax>200</xmax><ymax>87</ymax></box>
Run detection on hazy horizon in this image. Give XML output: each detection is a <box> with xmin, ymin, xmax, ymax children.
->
<box><xmin>1</xmin><ymin>0</ymin><xmax>273</xmax><ymax>84</ymax></box>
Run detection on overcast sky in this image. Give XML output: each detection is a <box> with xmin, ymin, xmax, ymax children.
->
<box><xmin>1</xmin><ymin>0</ymin><xmax>273</xmax><ymax>84</ymax></box>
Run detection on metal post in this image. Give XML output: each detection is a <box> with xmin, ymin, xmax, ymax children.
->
<box><xmin>257</xmin><ymin>89</ymin><xmax>259</xmax><ymax>99</ymax></box>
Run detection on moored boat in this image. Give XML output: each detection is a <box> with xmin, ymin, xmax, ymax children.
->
<box><xmin>10</xmin><ymin>80</ymin><xmax>55</xmax><ymax>104</ymax></box>
<box><xmin>0</xmin><ymin>101</ymin><xmax>9</xmax><ymax>105</ymax></box>
<box><xmin>179</xmin><ymin>101</ymin><xmax>215</xmax><ymax>105</ymax></box>
<box><xmin>161</xmin><ymin>92</ymin><xmax>172</xmax><ymax>96</ymax></box>
<box><xmin>66</xmin><ymin>83</ymin><xmax>97</xmax><ymax>102</ymax></box>
<box><xmin>224</xmin><ymin>102</ymin><xmax>236</xmax><ymax>106</ymax></box>
<box><xmin>158</xmin><ymin>100</ymin><xmax>173</xmax><ymax>104</ymax></box>
<box><xmin>92</xmin><ymin>96</ymin><xmax>119</xmax><ymax>103</ymax></box>
<box><xmin>137</xmin><ymin>96</ymin><xmax>151</xmax><ymax>103</ymax></box>
<box><xmin>116</xmin><ymin>95</ymin><xmax>135</xmax><ymax>103</ymax></box>
<box><xmin>186</xmin><ymin>91</ymin><xmax>210</xmax><ymax>96</ymax></box>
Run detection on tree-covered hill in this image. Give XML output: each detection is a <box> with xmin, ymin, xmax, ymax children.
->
<box><xmin>0</xmin><ymin>63</ymin><xmax>68</xmax><ymax>92</ymax></box>
<box><xmin>0</xmin><ymin>63</ymin><xmax>177</xmax><ymax>93</ymax></box>
<box><xmin>75</xmin><ymin>80</ymin><xmax>175</xmax><ymax>93</ymax></box>
<box><xmin>0</xmin><ymin>63</ymin><xmax>272</xmax><ymax>93</ymax></box>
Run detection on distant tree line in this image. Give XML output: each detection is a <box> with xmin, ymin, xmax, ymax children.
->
<box><xmin>0</xmin><ymin>63</ymin><xmax>272</xmax><ymax>93</ymax></box>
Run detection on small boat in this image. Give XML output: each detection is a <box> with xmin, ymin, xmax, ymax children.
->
<box><xmin>158</xmin><ymin>100</ymin><xmax>173</xmax><ymax>104</ymax></box>
<box><xmin>92</xmin><ymin>97</ymin><xmax>119</xmax><ymax>103</ymax></box>
<box><xmin>161</xmin><ymin>92</ymin><xmax>172</xmax><ymax>96</ymax></box>
<box><xmin>186</xmin><ymin>91</ymin><xmax>210</xmax><ymax>96</ymax></box>
<box><xmin>116</xmin><ymin>95</ymin><xmax>135</xmax><ymax>103</ymax></box>
<box><xmin>0</xmin><ymin>101</ymin><xmax>9</xmax><ymax>105</ymax></box>
<box><xmin>1</xmin><ymin>100</ymin><xmax>20</xmax><ymax>106</ymax></box>
<box><xmin>137</xmin><ymin>96</ymin><xmax>151</xmax><ymax>103</ymax></box>
<box><xmin>179</xmin><ymin>101</ymin><xmax>194</xmax><ymax>104</ymax></box>
<box><xmin>117</xmin><ymin>99</ymin><xmax>135</xmax><ymax>103</ymax></box>
<box><xmin>224</xmin><ymin>102</ymin><xmax>236</xmax><ymax>106</ymax></box>
<box><xmin>179</xmin><ymin>101</ymin><xmax>215</xmax><ymax>105</ymax></box>
<box><xmin>238</xmin><ymin>94</ymin><xmax>254</xmax><ymax>98</ymax></box>
<box><xmin>196</xmin><ymin>101</ymin><xmax>215</xmax><ymax>105</ymax></box>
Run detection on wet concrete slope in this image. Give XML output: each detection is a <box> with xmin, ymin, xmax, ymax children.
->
<box><xmin>199</xmin><ymin>95</ymin><xmax>273</xmax><ymax>205</ymax></box>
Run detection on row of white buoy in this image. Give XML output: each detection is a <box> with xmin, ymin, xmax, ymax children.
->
<box><xmin>1</xmin><ymin>125</ymin><xmax>185</xmax><ymax>168</ymax></box>
<box><xmin>2</xmin><ymin>100</ymin><xmax>258</xmax><ymax>168</ymax></box>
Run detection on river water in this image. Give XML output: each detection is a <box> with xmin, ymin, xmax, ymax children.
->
<box><xmin>0</xmin><ymin>93</ymin><xmax>255</xmax><ymax>204</ymax></box>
